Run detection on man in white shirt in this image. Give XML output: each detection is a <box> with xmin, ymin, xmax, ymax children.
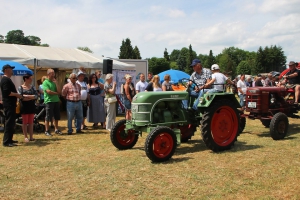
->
<box><xmin>237</xmin><ymin>74</ymin><xmax>247</xmax><ymax>108</ymax></box>
<box><xmin>76</xmin><ymin>72</ymin><xmax>89</xmax><ymax>130</ymax></box>
<box><xmin>135</xmin><ymin>73</ymin><xmax>148</xmax><ymax>93</ymax></box>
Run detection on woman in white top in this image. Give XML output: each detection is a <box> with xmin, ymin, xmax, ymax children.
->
<box><xmin>145</xmin><ymin>75</ymin><xmax>162</xmax><ymax>92</ymax></box>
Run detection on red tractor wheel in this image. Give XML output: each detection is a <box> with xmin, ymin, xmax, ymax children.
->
<box><xmin>201</xmin><ymin>99</ymin><xmax>239</xmax><ymax>151</ymax></box>
<box><xmin>145</xmin><ymin>126</ymin><xmax>177</xmax><ymax>162</ymax></box>
<box><xmin>270</xmin><ymin>112</ymin><xmax>289</xmax><ymax>140</ymax></box>
<box><xmin>110</xmin><ymin>119</ymin><xmax>139</xmax><ymax>150</ymax></box>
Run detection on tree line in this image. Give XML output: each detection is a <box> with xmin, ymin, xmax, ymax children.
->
<box><xmin>1</xmin><ymin>30</ymin><xmax>287</xmax><ymax>78</ymax></box>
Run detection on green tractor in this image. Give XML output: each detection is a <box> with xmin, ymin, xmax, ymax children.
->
<box><xmin>110</xmin><ymin>79</ymin><xmax>242</xmax><ymax>162</ymax></box>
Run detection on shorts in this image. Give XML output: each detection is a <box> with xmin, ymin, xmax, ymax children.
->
<box><xmin>45</xmin><ymin>102</ymin><xmax>60</xmax><ymax>121</ymax></box>
<box><xmin>124</xmin><ymin>99</ymin><xmax>131</xmax><ymax>110</ymax></box>
<box><xmin>22</xmin><ymin>114</ymin><xmax>34</xmax><ymax>124</ymax></box>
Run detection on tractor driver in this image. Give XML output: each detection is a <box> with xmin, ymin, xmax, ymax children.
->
<box><xmin>282</xmin><ymin>61</ymin><xmax>300</xmax><ymax>104</ymax></box>
<box><xmin>189</xmin><ymin>59</ymin><xmax>212</xmax><ymax>110</ymax></box>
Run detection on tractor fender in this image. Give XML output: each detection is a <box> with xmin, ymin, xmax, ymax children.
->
<box><xmin>198</xmin><ymin>93</ymin><xmax>241</xmax><ymax>109</ymax></box>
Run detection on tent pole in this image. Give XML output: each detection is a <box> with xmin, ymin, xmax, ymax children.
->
<box><xmin>34</xmin><ymin>58</ymin><xmax>37</xmax><ymax>89</ymax></box>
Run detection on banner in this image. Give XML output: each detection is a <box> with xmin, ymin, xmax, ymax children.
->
<box><xmin>112</xmin><ymin>69</ymin><xmax>136</xmax><ymax>94</ymax></box>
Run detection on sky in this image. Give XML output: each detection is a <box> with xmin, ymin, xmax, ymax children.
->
<box><xmin>1</xmin><ymin>0</ymin><xmax>300</xmax><ymax>63</ymax></box>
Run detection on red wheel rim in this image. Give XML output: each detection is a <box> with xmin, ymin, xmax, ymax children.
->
<box><xmin>153</xmin><ymin>133</ymin><xmax>174</xmax><ymax>158</ymax></box>
<box><xmin>116</xmin><ymin>124</ymin><xmax>136</xmax><ymax>146</ymax></box>
<box><xmin>211</xmin><ymin>106</ymin><xmax>238</xmax><ymax>146</ymax></box>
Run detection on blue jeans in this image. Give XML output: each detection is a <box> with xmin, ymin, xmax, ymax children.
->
<box><xmin>239</xmin><ymin>94</ymin><xmax>246</xmax><ymax>107</ymax></box>
<box><xmin>192</xmin><ymin>89</ymin><xmax>210</xmax><ymax>110</ymax></box>
<box><xmin>67</xmin><ymin>101</ymin><xmax>83</xmax><ymax>133</ymax></box>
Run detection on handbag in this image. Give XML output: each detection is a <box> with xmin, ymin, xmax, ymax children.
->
<box><xmin>16</xmin><ymin>101</ymin><xmax>22</xmax><ymax>114</ymax></box>
<box><xmin>108</xmin><ymin>96</ymin><xmax>117</xmax><ymax>104</ymax></box>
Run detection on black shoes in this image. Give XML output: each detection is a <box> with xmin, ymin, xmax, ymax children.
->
<box><xmin>3</xmin><ymin>143</ymin><xmax>15</xmax><ymax>147</ymax></box>
<box><xmin>11</xmin><ymin>140</ymin><xmax>18</xmax><ymax>143</ymax></box>
<box><xmin>76</xmin><ymin>130</ymin><xmax>84</xmax><ymax>134</ymax></box>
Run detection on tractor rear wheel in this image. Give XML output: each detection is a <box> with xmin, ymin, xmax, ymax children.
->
<box><xmin>110</xmin><ymin>119</ymin><xmax>139</xmax><ymax>150</ymax></box>
<box><xmin>145</xmin><ymin>126</ymin><xmax>177</xmax><ymax>162</ymax></box>
<box><xmin>261</xmin><ymin>119</ymin><xmax>271</xmax><ymax>128</ymax></box>
<box><xmin>201</xmin><ymin>99</ymin><xmax>239</xmax><ymax>152</ymax></box>
<box><xmin>270</xmin><ymin>112</ymin><xmax>289</xmax><ymax>140</ymax></box>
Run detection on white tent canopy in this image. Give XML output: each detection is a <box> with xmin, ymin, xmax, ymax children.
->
<box><xmin>0</xmin><ymin>43</ymin><xmax>135</xmax><ymax>70</ymax></box>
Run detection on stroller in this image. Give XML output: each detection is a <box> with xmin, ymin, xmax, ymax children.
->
<box><xmin>15</xmin><ymin>103</ymin><xmax>45</xmax><ymax>133</ymax></box>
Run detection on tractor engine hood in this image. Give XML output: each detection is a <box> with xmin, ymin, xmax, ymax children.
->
<box><xmin>132</xmin><ymin>91</ymin><xmax>189</xmax><ymax>103</ymax></box>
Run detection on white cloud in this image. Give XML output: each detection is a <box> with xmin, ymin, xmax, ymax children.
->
<box><xmin>167</xmin><ymin>9</ymin><xmax>185</xmax><ymax>18</ymax></box>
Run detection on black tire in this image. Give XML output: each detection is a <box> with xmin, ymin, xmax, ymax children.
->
<box><xmin>201</xmin><ymin>99</ymin><xmax>239</xmax><ymax>152</ymax></box>
<box><xmin>110</xmin><ymin>119</ymin><xmax>138</xmax><ymax>150</ymax></box>
<box><xmin>239</xmin><ymin>116</ymin><xmax>246</xmax><ymax>134</ymax></box>
<box><xmin>270</xmin><ymin>112</ymin><xmax>289</xmax><ymax>140</ymax></box>
<box><xmin>145</xmin><ymin>126</ymin><xmax>177</xmax><ymax>162</ymax></box>
<box><xmin>261</xmin><ymin>119</ymin><xmax>271</xmax><ymax>128</ymax></box>
<box><xmin>179</xmin><ymin>124</ymin><xmax>195</xmax><ymax>142</ymax></box>
<box><xmin>34</xmin><ymin>124</ymin><xmax>45</xmax><ymax>133</ymax></box>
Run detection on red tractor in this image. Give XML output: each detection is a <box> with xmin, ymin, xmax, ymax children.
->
<box><xmin>240</xmin><ymin>64</ymin><xmax>300</xmax><ymax>139</ymax></box>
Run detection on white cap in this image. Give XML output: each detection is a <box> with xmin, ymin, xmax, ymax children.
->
<box><xmin>211</xmin><ymin>64</ymin><xmax>220</xmax><ymax>70</ymax></box>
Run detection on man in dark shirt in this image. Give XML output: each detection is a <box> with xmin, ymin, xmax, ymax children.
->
<box><xmin>283</xmin><ymin>61</ymin><xmax>300</xmax><ymax>104</ymax></box>
<box><xmin>0</xmin><ymin>64</ymin><xmax>23</xmax><ymax>147</ymax></box>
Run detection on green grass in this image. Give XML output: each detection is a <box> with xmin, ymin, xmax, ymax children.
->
<box><xmin>0</xmin><ymin>114</ymin><xmax>300</xmax><ymax>199</ymax></box>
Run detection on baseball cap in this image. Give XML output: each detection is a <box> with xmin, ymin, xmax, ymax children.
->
<box><xmin>190</xmin><ymin>59</ymin><xmax>201</xmax><ymax>67</ymax></box>
<box><xmin>2</xmin><ymin>64</ymin><xmax>15</xmax><ymax>71</ymax></box>
<box><xmin>77</xmin><ymin>71</ymin><xmax>86</xmax><ymax>77</ymax></box>
<box><xmin>211</xmin><ymin>64</ymin><xmax>220</xmax><ymax>70</ymax></box>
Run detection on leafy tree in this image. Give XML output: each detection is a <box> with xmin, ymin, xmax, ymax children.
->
<box><xmin>78</xmin><ymin>46</ymin><xmax>93</xmax><ymax>53</ymax></box>
<box><xmin>119</xmin><ymin>38</ymin><xmax>137</xmax><ymax>59</ymax></box>
<box><xmin>5</xmin><ymin>30</ymin><xmax>26</xmax><ymax>44</ymax></box>
<box><xmin>237</xmin><ymin>61</ymin><xmax>251</xmax><ymax>75</ymax></box>
<box><xmin>170</xmin><ymin>49</ymin><xmax>180</xmax><ymax>62</ymax></box>
<box><xmin>198</xmin><ymin>54</ymin><xmax>208</xmax><ymax>67</ymax></box>
<box><xmin>0</xmin><ymin>34</ymin><xmax>4</xmax><ymax>43</ymax></box>
<box><xmin>164</xmin><ymin>48</ymin><xmax>170</xmax><ymax>61</ymax></box>
<box><xmin>204</xmin><ymin>50</ymin><xmax>216</xmax><ymax>69</ymax></box>
<box><xmin>25</xmin><ymin>35</ymin><xmax>41</xmax><ymax>46</ymax></box>
<box><xmin>176</xmin><ymin>47</ymin><xmax>189</xmax><ymax>71</ymax></box>
<box><xmin>133</xmin><ymin>46</ymin><xmax>141</xmax><ymax>59</ymax></box>
<box><xmin>218</xmin><ymin>53</ymin><xmax>236</xmax><ymax>77</ymax></box>
<box><xmin>186</xmin><ymin>44</ymin><xmax>197</xmax><ymax>74</ymax></box>
<box><xmin>4</xmin><ymin>30</ymin><xmax>48</xmax><ymax>46</ymax></box>
<box><xmin>148</xmin><ymin>57</ymin><xmax>170</xmax><ymax>75</ymax></box>
<box><xmin>255</xmin><ymin>45</ymin><xmax>286</xmax><ymax>74</ymax></box>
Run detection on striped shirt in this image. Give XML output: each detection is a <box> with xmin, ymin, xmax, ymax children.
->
<box><xmin>190</xmin><ymin>68</ymin><xmax>212</xmax><ymax>86</ymax></box>
<box><xmin>62</xmin><ymin>82</ymin><xmax>81</xmax><ymax>101</ymax></box>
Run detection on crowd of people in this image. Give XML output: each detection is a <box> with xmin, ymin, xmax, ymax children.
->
<box><xmin>1</xmin><ymin>60</ymin><xmax>299</xmax><ymax>147</ymax></box>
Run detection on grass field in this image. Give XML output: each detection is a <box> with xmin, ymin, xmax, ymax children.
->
<box><xmin>0</xmin><ymin>112</ymin><xmax>300</xmax><ymax>199</ymax></box>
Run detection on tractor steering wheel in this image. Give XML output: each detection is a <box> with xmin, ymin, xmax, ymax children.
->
<box><xmin>179</xmin><ymin>78</ymin><xmax>201</xmax><ymax>91</ymax></box>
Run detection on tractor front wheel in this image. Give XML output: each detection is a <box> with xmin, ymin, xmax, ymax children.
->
<box><xmin>270</xmin><ymin>112</ymin><xmax>289</xmax><ymax>140</ymax></box>
<box><xmin>145</xmin><ymin>126</ymin><xmax>177</xmax><ymax>162</ymax></box>
<box><xmin>110</xmin><ymin>119</ymin><xmax>139</xmax><ymax>150</ymax></box>
<box><xmin>201</xmin><ymin>99</ymin><xmax>239</xmax><ymax>152</ymax></box>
